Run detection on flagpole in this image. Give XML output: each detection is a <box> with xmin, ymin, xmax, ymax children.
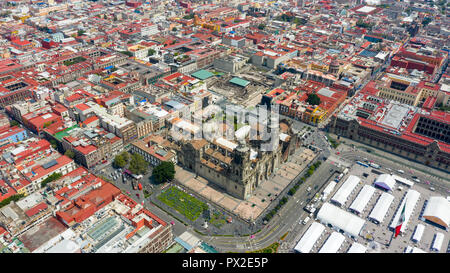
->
<box><xmin>389</xmin><ymin>197</ymin><xmax>407</xmax><ymax>248</ymax></box>
<box><xmin>387</xmin><ymin>228</ymin><xmax>394</xmax><ymax>247</ymax></box>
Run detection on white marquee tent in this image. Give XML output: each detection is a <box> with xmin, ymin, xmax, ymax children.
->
<box><xmin>374</xmin><ymin>174</ymin><xmax>396</xmax><ymax>191</ymax></box>
<box><xmin>349</xmin><ymin>185</ymin><xmax>376</xmax><ymax>215</ymax></box>
<box><xmin>411</xmin><ymin>224</ymin><xmax>425</xmax><ymax>243</ymax></box>
<box><xmin>317</xmin><ymin>202</ymin><xmax>366</xmax><ymax>238</ymax></box>
<box><xmin>347</xmin><ymin>242</ymin><xmax>367</xmax><ymax>253</ymax></box>
<box><xmin>368</xmin><ymin>192</ymin><xmax>394</xmax><ymax>224</ymax></box>
<box><xmin>423</xmin><ymin>196</ymin><xmax>450</xmax><ymax>228</ymax></box>
<box><xmin>294</xmin><ymin>222</ymin><xmax>325</xmax><ymax>253</ymax></box>
<box><xmin>318</xmin><ymin>232</ymin><xmax>345</xmax><ymax>253</ymax></box>
<box><xmin>331</xmin><ymin>175</ymin><xmax>360</xmax><ymax>207</ymax></box>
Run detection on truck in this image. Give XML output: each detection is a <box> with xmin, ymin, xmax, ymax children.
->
<box><xmin>138</xmin><ymin>183</ymin><xmax>143</xmax><ymax>191</ymax></box>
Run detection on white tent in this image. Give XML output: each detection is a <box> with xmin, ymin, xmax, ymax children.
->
<box><xmin>347</xmin><ymin>242</ymin><xmax>367</xmax><ymax>253</ymax></box>
<box><xmin>392</xmin><ymin>175</ymin><xmax>414</xmax><ymax>187</ymax></box>
<box><xmin>318</xmin><ymin>232</ymin><xmax>345</xmax><ymax>253</ymax></box>
<box><xmin>404</xmin><ymin>246</ymin><xmax>427</xmax><ymax>253</ymax></box>
<box><xmin>331</xmin><ymin>175</ymin><xmax>360</xmax><ymax>207</ymax></box>
<box><xmin>368</xmin><ymin>192</ymin><xmax>394</xmax><ymax>224</ymax></box>
<box><xmin>322</xmin><ymin>181</ymin><xmax>337</xmax><ymax>201</ymax></box>
<box><xmin>411</xmin><ymin>224</ymin><xmax>425</xmax><ymax>243</ymax></box>
<box><xmin>389</xmin><ymin>189</ymin><xmax>421</xmax><ymax>234</ymax></box>
<box><xmin>349</xmin><ymin>185</ymin><xmax>376</xmax><ymax>215</ymax></box>
<box><xmin>374</xmin><ymin>174</ymin><xmax>396</xmax><ymax>191</ymax></box>
<box><xmin>294</xmin><ymin>222</ymin><xmax>325</xmax><ymax>253</ymax></box>
<box><xmin>431</xmin><ymin>232</ymin><xmax>444</xmax><ymax>252</ymax></box>
<box><xmin>317</xmin><ymin>202</ymin><xmax>366</xmax><ymax>238</ymax></box>
<box><xmin>423</xmin><ymin>196</ymin><xmax>450</xmax><ymax>228</ymax></box>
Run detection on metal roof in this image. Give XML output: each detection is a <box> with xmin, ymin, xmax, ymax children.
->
<box><xmin>229</xmin><ymin>77</ymin><xmax>250</xmax><ymax>87</ymax></box>
<box><xmin>191</xmin><ymin>70</ymin><xmax>214</xmax><ymax>80</ymax></box>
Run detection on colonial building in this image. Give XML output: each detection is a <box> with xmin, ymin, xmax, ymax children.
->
<box><xmin>175</xmin><ymin>118</ymin><xmax>301</xmax><ymax>200</ymax></box>
<box><xmin>329</xmin><ymin>92</ymin><xmax>450</xmax><ymax>172</ymax></box>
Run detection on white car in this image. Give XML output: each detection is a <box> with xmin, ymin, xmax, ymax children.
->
<box><xmin>397</xmin><ymin>170</ymin><xmax>405</xmax><ymax>174</ymax></box>
<box><xmin>302</xmin><ymin>216</ymin><xmax>310</xmax><ymax>225</ymax></box>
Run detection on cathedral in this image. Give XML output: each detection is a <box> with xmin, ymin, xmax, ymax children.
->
<box><xmin>176</xmin><ymin>118</ymin><xmax>301</xmax><ymax>200</ymax></box>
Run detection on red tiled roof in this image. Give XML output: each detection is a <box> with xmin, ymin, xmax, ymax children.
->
<box><xmin>25</xmin><ymin>202</ymin><xmax>48</xmax><ymax>217</ymax></box>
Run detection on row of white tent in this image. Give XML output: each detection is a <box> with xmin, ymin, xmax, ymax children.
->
<box><xmin>410</xmin><ymin>224</ymin><xmax>446</xmax><ymax>252</ymax></box>
<box><xmin>294</xmin><ymin>222</ymin><xmax>368</xmax><ymax>253</ymax></box>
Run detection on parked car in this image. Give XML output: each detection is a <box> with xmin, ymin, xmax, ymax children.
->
<box><xmin>302</xmin><ymin>216</ymin><xmax>310</xmax><ymax>225</ymax></box>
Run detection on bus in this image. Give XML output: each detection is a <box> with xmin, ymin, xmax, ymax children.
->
<box><xmin>356</xmin><ymin>161</ymin><xmax>369</xmax><ymax>167</ymax></box>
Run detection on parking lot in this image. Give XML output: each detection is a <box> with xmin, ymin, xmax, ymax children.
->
<box><xmin>291</xmin><ymin>161</ymin><xmax>450</xmax><ymax>253</ymax></box>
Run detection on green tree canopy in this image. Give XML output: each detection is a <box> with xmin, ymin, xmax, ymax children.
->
<box><xmin>121</xmin><ymin>51</ymin><xmax>133</xmax><ymax>57</ymax></box>
<box><xmin>148</xmin><ymin>48</ymin><xmax>156</xmax><ymax>56</ymax></box>
<box><xmin>422</xmin><ymin>17</ymin><xmax>432</xmax><ymax>26</ymax></box>
<box><xmin>41</xmin><ymin>172</ymin><xmax>62</xmax><ymax>188</ymax></box>
<box><xmin>152</xmin><ymin>161</ymin><xmax>175</xmax><ymax>184</ymax></box>
<box><xmin>50</xmin><ymin>139</ymin><xmax>58</xmax><ymax>149</ymax></box>
<box><xmin>113</xmin><ymin>153</ymin><xmax>126</xmax><ymax>169</ymax></box>
<box><xmin>307</xmin><ymin>93</ymin><xmax>321</xmax><ymax>105</ymax></box>
<box><xmin>64</xmin><ymin>149</ymin><xmax>75</xmax><ymax>159</ymax></box>
<box><xmin>9</xmin><ymin>120</ymin><xmax>19</xmax><ymax>127</ymax></box>
<box><xmin>183</xmin><ymin>13</ymin><xmax>195</xmax><ymax>20</ymax></box>
<box><xmin>0</xmin><ymin>194</ymin><xmax>25</xmax><ymax>209</ymax></box>
<box><xmin>129</xmin><ymin>153</ymin><xmax>148</xmax><ymax>175</ymax></box>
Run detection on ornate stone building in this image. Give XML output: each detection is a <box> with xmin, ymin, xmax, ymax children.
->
<box><xmin>176</xmin><ymin>119</ymin><xmax>301</xmax><ymax>200</ymax></box>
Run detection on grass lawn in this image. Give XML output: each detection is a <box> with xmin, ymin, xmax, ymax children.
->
<box><xmin>209</xmin><ymin>211</ymin><xmax>226</xmax><ymax>228</ymax></box>
<box><xmin>158</xmin><ymin>186</ymin><xmax>207</xmax><ymax>221</ymax></box>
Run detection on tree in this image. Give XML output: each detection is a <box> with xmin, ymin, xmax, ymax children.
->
<box><xmin>128</xmin><ymin>153</ymin><xmax>148</xmax><ymax>175</ymax></box>
<box><xmin>148</xmin><ymin>48</ymin><xmax>156</xmax><ymax>56</ymax></box>
<box><xmin>41</xmin><ymin>172</ymin><xmax>62</xmax><ymax>188</ymax></box>
<box><xmin>64</xmin><ymin>149</ymin><xmax>75</xmax><ymax>159</ymax></box>
<box><xmin>9</xmin><ymin>120</ymin><xmax>19</xmax><ymax>127</ymax></box>
<box><xmin>356</xmin><ymin>19</ymin><xmax>374</xmax><ymax>30</ymax></box>
<box><xmin>77</xmin><ymin>29</ymin><xmax>86</xmax><ymax>36</ymax></box>
<box><xmin>422</xmin><ymin>17</ymin><xmax>432</xmax><ymax>26</ymax></box>
<box><xmin>257</xmin><ymin>24</ymin><xmax>266</xmax><ymax>30</ymax></box>
<box><xmin>307</xmin><ymin>93</ymin><xmax>321</xmax><ymax>105</ymax></box>
<box><xmin>183</xmin><ymin>13</ymin><xmax>195</xmax><ymax>20</ymax></box>
<box><xmin>121</xmin><ymin>151</ymin><xmax>130</xmax><ymax>163</ymax></box>
<box><xmin>0</xmin><ymin>193</ymin><xmax>25</xmax><ymax>209</ymax></box>
<box><xmin>152</xmin><ymin>161</ymin><xmax>175</xmax><ymax>184</ymax></box>
<box><xmin>172</xmin><ymin>27</ymin><xmax>177</xmax><ymax>32</ymax></box>
<box><xmin>121</xmin><ymin>51</ymin><xmax>133</xmax><ymax>57</ymax></box>
<box><xmin>113</xmin><ymin>153</ymin><xmax>127</xmax><ymax>168</ymax></box>
<box><xmin>50</xmin><ymin>139</ymin><xmax>58</xmax><ymax>149</ymax></box>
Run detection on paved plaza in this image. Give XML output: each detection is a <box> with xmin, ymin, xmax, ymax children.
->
<box><xmin>174</xmin><ymin>148</ymin><xmax>317</xmax><ymax>221</ymax></box>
